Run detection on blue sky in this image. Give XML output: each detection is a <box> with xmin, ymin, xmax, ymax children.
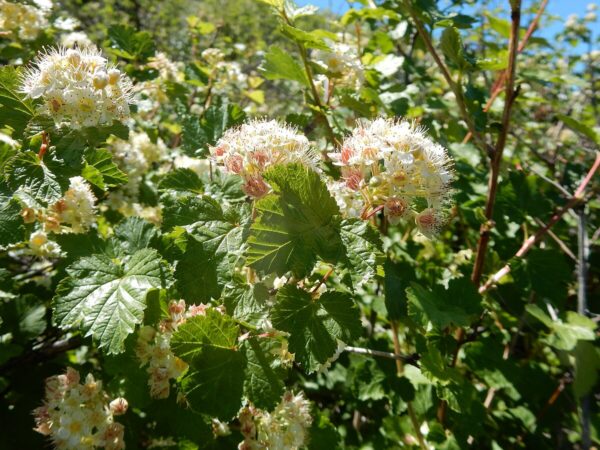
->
<box><xmin>297</xmin><ymin>0</ymin><xmax>598</xmax><ymax>45</ymax></box>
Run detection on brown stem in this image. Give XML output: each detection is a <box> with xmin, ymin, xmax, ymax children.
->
<box><xmin>281</xmin><ymin>10</ymin><xmax>340</xmax><ymax>147</ymax></box>
<box><xmin>402</xmin><ymin>2</ymin><xmax>486</xmax><ymax>151</ymax></box>
<box><xmin>311</xmin><ymin>266</ymin><xmax>334</xmax><ymax>294</ymax></box>
<box><xmin>37</xmin><ymin>131</ymin><xmax>49</xmax><ymax>159</ymax></box>
<box><xmin>479</xmin><ymin>151</ymin><xmax>600</xmax><ymax>293</ymax></box>
<box><xmin>462</xmin><ymin>0</ymin><xmax>548</xmax><ymax>144</ymax></box>
<box><xmin>471</xmin><ymin>0</ymin><xmax>521</xmax><ymax>286</ymax></box>
<box><xmin>391</xmin><ymin>321</ymin><xmax>427</xmax><ymax>450</ymax></box>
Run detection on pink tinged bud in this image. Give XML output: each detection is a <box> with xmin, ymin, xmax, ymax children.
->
<box><xmin>343</xmin><ymin>168</ymin><xmax>363</xmax><ymax>191</ymax></box>
<box><xmin>168</xmin><ymin>299</ymin><xmax>186</xmax><ymax>316</ymax></box>
<box><xmin>225</xmin><ymin>154</ymin><xmax>243</xmax><ymax>174</ymax></box>
<box><xmin>187</xmin><ymin>303</ymin><xmax>208</xmax><ymax>317</ymax></box>
<box><xmin>384</xmin><ymin>197</ymin><xmax>409</xmax><ymax>225</ymax></box>
<box><xmin>415</xmin><ymin>208</ymin><xmax>440</xmax><ymax>237</ymax></box>
<box><xmin>340</xmin><ymin>146</ymin><xmax>353</xmax><ymax>165</ymax></box>
<box><xmin>242</xmin><ymin>176</ymin><xmax>270</xmax><ymax>198</ymax></box>
<box><xmin>109</xmin><ymin>397</ymin><xmax>129</xmax><ymax>416</ymax></box>
<box><xmin>251</xmin><ymin>150</ymin><xmax>269</xmax><ymax>168</ymax></box>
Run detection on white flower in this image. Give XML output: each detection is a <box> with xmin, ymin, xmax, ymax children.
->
<box><xmin>20</xmin><ymin>46</ymin><xmax>133</xmax><ymax>128</ymax></box>
<box><xmin>328</xmin><ymin>118</ymin><xmax>454</xmax><ymax>234</ymax></box>
<box><xmin>210</xmin><ymin>119</ymin><xmax>318</xmax><ymax>198</ymax></box>
<box><xmin>0</xmin><ymin>0</ymin><xmax>48</xmax><ymax>41</ymax></box>
<box><xmin>33</xmin><ymin>368</ymin><xmax>126</xmax><ymax>450</ymax></box>
<box><xmin>109</xmin><ymin>131</ymin><xmax>167</xmax><ymax>198</ymax></box>
<box><xmin>237</xmin><ymin>391</ymin><xmax>313</xmax><ymax>450</ymax></box>
<box><xmin>313</xmin><ymin>42</ymin><xmax>364</xmax><ymax>89</ymax></box>
<box><xmin>28</xmin><ymin>230</ymin><xmax>62</xmax><ymax>258</ymax></box>
<box><xmin>60</xmin><ymin>31</ymin><xmax>93</xmax><ymax>48</ymax></box>
<box><xmin>53</xmin><ymin>176</ymin><xmax>97</xmax><ymax>233</ymax></box>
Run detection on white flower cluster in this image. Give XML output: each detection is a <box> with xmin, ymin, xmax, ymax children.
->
<box><xmin>21</xmin><ymin>176</ymin><xmax>97</xmax><ymax>239</ymax></box>
<box><xmin>238</xmin><ymin>391</ymin><xmax>313</xmax><ymax>450</ymax></box>
<box><xmin>0</xmin><ymin>0</ymin><xmax>48</xmax><ymax>41</ymax></box>
<box><xmin>20</xmin><ymin>46</ymin><xmax>133</xmax><ymax>128</ymax></box>
<box><xmin>109</xmin><ymin>131</ymin><xmax>167</xmax><ymax>198</ymax></box>
<box><xmin>147</xmin><ymin>52</ymin><xmax>182</xmax><ymax>82</ymax></box>
<box><xmin>28</xmin><ymin>230</ymin><xmax>62</xmax><ymax>258</ymax></box>
<box><xmin>33</xmin><ymin>367</ymin><xmax>127</xmax><ymax>450</ymax></box>
<box><xmin>210</xmin><ymin>119</ymin><xmax>317</xmax><ymax>198</ymax></box>
<box><xmin>313</xmin><ymin>42</ymin><xmax>364</xmax><ymax>90</ymax></box>
<box><xmin>201</xmin><ymin>48</ymin><xmax>248</xmax><ymax>95</ymax></box>
<box><xmin>53</xmin><ymin>176</ymin><xmax>98</xmax><ymax>233</ymax></box>
<box><xmin>136</xmin><ymin>300</ymin><xmax>223</xmax><ymax>399</ymax></box>
<box><xmin>328</xmin><ymin>118</ymin><xmax>454</xmax><ymax>237</ymax></box>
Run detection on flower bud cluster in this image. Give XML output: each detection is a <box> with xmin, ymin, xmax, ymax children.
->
<box><xmin>328</xmin><ymin>118</ymin><xmax>454</xmax><ymax>237</ymax></box>
<box><xmin>33</xmin><ymin>367</ymin><xmax>127</xmax><ymax>450</ymax></box>
<box><xmin>313</xmin><ymin>42</ymin><xmax>364</xmax><ymax>90</ymax></box>
<box><xmin>20</xmin><ymin>46</ymin><xmax>133</xmax><ymax>128</ymax></box>
<box><xmin>210</xmin><ymin>119</ymin><xmax>317</xmax><ymax>198</ymax></box>
<box><xmin>0</xmin><ymin>0</ymin><xmax>48</xmax><ymax>41</ymax></box>
<box><xmin>21</xmin><ymin>176</ymin><xmax>96</xmax><ymax>258</ymax></box>
<box><xmin>238</xmin><ymin>391</ymin><xmax>313</xmax><ymax>450</ymax></box>
<box><xmin>136</xmin><ymin>300</ymin><xmax>224</xmax><ymax>399</ymax></box>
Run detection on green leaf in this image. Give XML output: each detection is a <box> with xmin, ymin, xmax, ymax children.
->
<box><xmin>573</xmin><ymin>340</ymin><xmax>600</xmax><ymax>397</ymax></box>
<box><xmin>0</xmin><ymin>182</ymin><xmax>24</xmax><ymax>249</ymax></box>
<box><xmin>271</xmin><ymin>285</ymin><xmax>361</xmax><ymax>372</ymax></box>
<box><xmin>246</xmin><ymin>164</ymin><xmax>343</xmax><ymax>278</ymax></box>
<box><xmin>82</xmin><ymin>148</ymin><xmax>128</xmax><ymax>190</ymax></box>
<box><xmin>158</xmin><ymin>168</ymin><xmax>203</xmax><ymax>194</ymax></box>
<box><xmin>280</xmin><ymin>24</ymin><xmax>330</xmax><ymax>50</ymax></box>
<box><xmin>178</xmin><ymin>99</ymin><xmax>246</xmax><ymax>157</ymax></box>
<box><xmin>53</xmin><ymin>249</ymin><xmax>167</xmax><ymax>354</ymax></box>
<box><xmin>242</xmin><ymin>338</ymin><xmax>287</xmax><ymax>409</ymax></box>
<box><xmin>340</xmin><ymin>219</ymin><xmax>383</xmax><ymax>288</ymax></box>
<box><xmin>0</xmin><ymin>66</ymin><xmax>36</xmax><ymax>136</ymax></box>
<box><xmin>440</xmin><ymin>27</ymin><xmax>470</xmax><ymax>71</ymax></box>
<box><xmin>407</xmin><ymin>278</ymin><xmax>482</xmax><ymax>330</ymax></box>
<box><xmin>171</xmin><ymin>310</ymin><xmax>246</xmax><ymax>418</ymax></box>
<box><xmin>161</xmin><ymin>194</ymin><xmax>223</xmax><ymax>230</ymax></box>
<box><xmin>174</xmin><ymin>202</ymin><xmax>246</xmax><ymax>302</ymax></box>
<box><xmin>260</xmin><ymin>46</ymin><xmax>310</xmax><ymax>87</ymax></box>
<box><xmin>107</xmin><ymin>25</ymin><xmax>156</xmax><ymax>61</ymax></box>
<box><xmin>113</xmin><ymin>217</ymin><xmax>159</xmax><ymax>255</ymax></box>
<box><xmin>557</xmin><ymin>114</ymin><xmax>599</xmax><ymax>145</ymax></box>
<box><xmin>223</xmin><ymin>279</ymin><xmax>270</xmax><ymax>324</ymax></box>
<box><xmin>6</xmin><ymin>150</ymin><xmax>62</xmax><ymax>204</ymax></box>
<box><xmin>384</xmin><ymin>258</ymin><xmax>412</xmax><ymax>321</ymax></box>
<box><xmin>526</xmin><ymin>305</ymin><xmax>596</xmax><ymax>350</ymax></box>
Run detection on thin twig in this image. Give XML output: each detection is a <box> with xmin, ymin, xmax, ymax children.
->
<box><xmin>344</xmin><ymin>345</ymin><xmax>418</xmax><ymax>364</ymax></box>
<box><xmin>463</xmin><ymin>0</ymin><xmax>549</xmax><ymax>144</ymax></box>
<box><xmin>533</xmin><ymin>218</ymin><xmax>576</xmax><ymax>261</ymax></box>
<box><xmin>471</xmin><ymin>0</ymin><xmax>522</xmax><ymax>286</ymax></box>
<box><xmin>391</xmin><ymin>321</ymin><xmax>427</xmax><ymax>450</ymax></box>
<box><xmin>576</xmin><ymin>206</ymin><xmax>591</xmax><ymax>450</ymax></box>
<box><xmin>480</xmin><ymin>152</ymin><xmax>600</xmax><ymax>293</ymax></box>
<box><xmin>401</xmin><ymin>1</ymin><xmax>487</xmax><ymax>151</ymax></box>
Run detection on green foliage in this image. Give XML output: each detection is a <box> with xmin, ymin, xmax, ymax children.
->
<box><xmin>271</xmin><ymin>285</ymin><xmax>361</xmax><ymax>372</ymax></box>
<box><xmin>53</xmin><ymin>249</ymin><xmax>168</xmax><ymax>354</ymax></box>
<box><xmin>246</xmin><ymin>164</ymin><xmax>343</xmax><ymax>277</ymax></box>
<box><xmin>1</xmin><ymin>0</ymin><xmax>599</xmax><ymax>448</ymax></box>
